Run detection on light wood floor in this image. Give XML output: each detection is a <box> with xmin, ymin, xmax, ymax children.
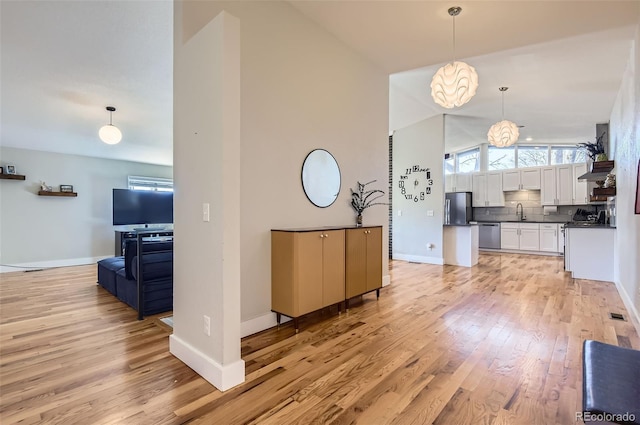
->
<box><xmin>1</xmin><ymin>253</ymin><xmax>638</xmax><ymax>424</ymax></box>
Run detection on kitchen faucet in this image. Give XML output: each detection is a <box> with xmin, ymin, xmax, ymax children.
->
<box><xmin>516</xmin><ymin>203</ymin><xmax>526</xmax><ymax>221</ymax></box>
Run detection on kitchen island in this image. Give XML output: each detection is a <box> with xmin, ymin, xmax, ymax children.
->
<box><xmin>443</xmin><ymin>223</ymin><xmax>479</xmax><ymax>267</ymax></box>
<box><xmin>564</xmin><ymin>223</ymin><xmax>615</xmax><ymax>282</ymax></box>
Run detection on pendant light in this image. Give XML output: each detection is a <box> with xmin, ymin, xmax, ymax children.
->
<box><xmin>487</xmin><ymin>87</ymin><xmax>519</xmax><ymax>147</ymax></box>
<box><xmin>430</xmin><ymin>6</ymin><xmax>479</xmax><ymax>109</ymax></box>
<box><xmin>99</xmin><ymin>106</ymin><xmax>122</xmax><ymax>145</ymax></box>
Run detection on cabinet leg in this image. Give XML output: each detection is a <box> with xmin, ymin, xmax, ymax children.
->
<box><xmin>294</xmin><ymin>318</ymin><xmax>299</xmax><ymax>334</ymax></box>
<box><xmin>345</xmin><ymin>298</ymin><xmax>349</xmax><ymax>311</ymax></box>
<box><xmin>338</xmin><ymin>302</ymin><xmax>342</xmax><ymax>315</ymax></box>
<box><xmin>376</xmin><ymin>288</ymin><xmax>380</xmax><ymax>299</ymax></box>
<box><xmin>276</xmin><ymin>312</ymin><xmax>281</xmax><ymax>329</ymax></box>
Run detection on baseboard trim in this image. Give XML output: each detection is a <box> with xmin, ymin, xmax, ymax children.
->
<box><xmin>0</xmin><ymin>256</ymin><xmax>111</xmax><ymax>273</ymax></box>
<box><xmin>382</xmin><ymin>275</ymin><xmax>391</xmax><ymax>287</ymax></box>
<box><xmin>241</xmin><ymin>312</ymin><xmax>291</xmax><ymax>338</ymax></box>
<box><xmin>169</xmin><ymin>334</ymin><xmax>245</xmax><ymax>391</ymax></box>
<box><xmin>614</xmin><ymin>280</ymin><xmax>640</xmax><ymax>338</ymax></box>
<box><xmin>392</xmin><ymin>253</ymin><xmax>444</xmax><ymax>265</ymax></box>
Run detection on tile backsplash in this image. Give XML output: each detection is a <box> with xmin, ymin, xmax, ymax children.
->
<box><xmin>473</xmin><ymin>191</ymin><xmax>600</xmax><ymax>222</ymax></box>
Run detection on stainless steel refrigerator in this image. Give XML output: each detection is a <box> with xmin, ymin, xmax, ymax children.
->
<box><xmin>444</xmin><ymin>192</ymin><xmax>473</xmax><ymax>225</ymax></box>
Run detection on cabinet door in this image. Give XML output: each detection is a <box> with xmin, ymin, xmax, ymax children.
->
<box><xmin>539</xmin><ymin>225</ymin><xmax>558</xmax><ymax>252</ymax></box>
<box><xmin>445</xmin><ymin>174</ymin><xmax>454</xmax><ymax>193</ymax></box>
<box><xmin>502</xmin><ymin>170</ymin><xmax>521</xmax><ymax>191</ymax></box>
<box><xmin>519</xmin><ymin>225</ymin><xmax>540</xmax><ymax>251</ymax></box>
<box><xmin>486</xmin><ymin>172</ymin><xmax>505</xmax><ymax>206</ymax></box>
<box><xmin>297</xmin><ymin>232</ymin><xmax>324</xmax><ymax>315</ymax></box>
<box><xmin>521</xmin><ymin>168</ymin><xmax>541</xmax><ymax>190</ymax></box>
<box><xmin>455</xmin><ymin>173</ymin><xmax>472</xmax><ymax>192</ymax></box>
<box><xmin>345</xmin><ymin>229</ymin><xmax>368</xmax><ymax>298</ymax></box>
<box><xmin>365</xmin><ymin>227</ymin><xmax>382</xmax><ymax>292</ymax></box>
<box><xmin>541</xmin><ymin>167</ymin><xmax>557</xmax><ymax>205</ymax></box>
<box><xmin>573</xmin><ymin>163</ymin><xmax>588</xmax><ymax>205</ymax></box>
<box><xmin>501</xmin><ymin>227</ymin><xmax>520</xmax><ymax>250</ymax></box>
<box><xmin>472</xmin><ymin>173</ymin><xmax>487</xmax><ymax>207</ymax></box>
<box><xmin>322</xmin><ymin>230</ymin><xmax>345</xmax><ymax>306</ymax></box>
<box><xmin>556</xmin><ymin>165</ymin><xmax>573</xmax><ymax>205</ymax></box>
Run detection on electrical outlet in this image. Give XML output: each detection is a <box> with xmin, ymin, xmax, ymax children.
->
<box><xmin>203</xmin><ymin>315</ymin><xmax>211</xmax><ymax>336</ymax></box>
<box><xmin>568</xmin><ymin>210</ymin><xmax>573</xmax><ymax>215</ymax></box>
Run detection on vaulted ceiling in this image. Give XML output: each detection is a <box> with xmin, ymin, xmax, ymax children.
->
<box><xmin>1</xmin><ymin>1</ymin><xmax>638</xmax><ymax>165</ymax></box>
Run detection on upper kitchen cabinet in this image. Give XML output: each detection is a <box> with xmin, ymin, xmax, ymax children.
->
<box><xmin>573</xmin><ymin>163</ymin><xmax>589</xmax><ymax>205</ymax></box>
<box><xmin>503</xmin><ymin>168</ymin><xmax>541</xmax><ymax>191</ymax></box>
<box><xmin>445</xmin><ymin>173</ymin><xmax>472</xmax><ymax>193</ymax></box>
<box><xmin>472</xmin><ymin>172</ymin><xmax>505</xmax><ymax>207</ymax></box>
<box><xmin>541</xmin><ymin>165</ymin><xmax>573</xmax><ymax>205</ymax></box>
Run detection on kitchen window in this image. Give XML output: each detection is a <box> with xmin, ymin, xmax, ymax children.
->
<box><xmin>487</xmin><ymin>146</ymin><xmax>515</xmax><ymax>170</ymax></box>
<box><xmin>456</xmin><ymin>148</ymin><xmax>480</xmax><ymax>173</ymax></box>
<box><xmin>550</xmin><ymin>146</ymin><xmax>586</xmax><ymax>165</ymax></box>
<box><xmin>517</xmin><ymin>145</ymin><xmax>548</xmax><ymax>167</ymax></box>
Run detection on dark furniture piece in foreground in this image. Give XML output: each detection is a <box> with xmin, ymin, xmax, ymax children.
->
<box><xmin>97</xmin><ymin>231</ymin><xmax>173</xmax><ymax>319</ymax></box>
<box><xmin>582</xmin><ymin>340</ymin><xmax>640</xmax><ymax>424</ymax></box>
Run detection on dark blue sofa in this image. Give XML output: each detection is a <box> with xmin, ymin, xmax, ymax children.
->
<box><xmin>97</xmin><ymin>237</ymin><xmax>173</xmax><ymax>319</ymax></box>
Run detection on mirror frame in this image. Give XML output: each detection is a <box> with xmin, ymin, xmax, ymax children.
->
<box><xmin>301</xmin><ymin>149</ymin><xmax>341</xmax><ymax>208</ymax></box>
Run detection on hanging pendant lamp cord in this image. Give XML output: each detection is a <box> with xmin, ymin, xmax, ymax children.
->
<box><xmin>109</xmin><ymin>110</ymin><xmax>113</xmax><ymax>126</ymax></box>
<box><xmin>501</xmin><ymin>91</ymin><xmax>505</xmax><ymax>120</ymax></box>
<box><xmin>452</xmin><ymin>15</ymin><xmax>456</xmax><ymax>62</ymax></box>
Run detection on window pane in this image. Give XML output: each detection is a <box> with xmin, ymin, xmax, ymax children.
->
<box><xmin>487</xmin><ymin>146</ymin><xmax>515</xmax><ymax>170</ymax></box>
<box><xmin>128</xmin><ymin>175</ymin><xmax>174</xmax><ymax>192</ymax></box>
<box><xmin>517</xmin><ymin>146</ymin><xmax>548</xmax><ymax>167</ymax></box>
<box><xmin>456</xmin><ymin>148</ymin><xmax>479</xmax><ymax>173</ymax></box>
<box><xmin>444</xmin><ymin>157</ymin><xmax>455</xmax><ymax>175</ymax></box>
<box><xmin>550</xmin><ymin>146</ymin><xmax>586</xmax><ymax>165</ymax></box>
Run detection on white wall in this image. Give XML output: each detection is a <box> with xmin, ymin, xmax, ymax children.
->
<box><xmin>610</xmin><ymin>22</ymin><xmax>640</xmax><ymax>329</ymax></box>
<box><xmin>178</xmin><ymin>1</ymin><xmax>390</xmax><ymax>334</ymax></box>
<box><xmin>0</xmin><ymin>147</ymin><xmax>172</xmax><ymax>270</ymax></box>
<box><xmin>392</xmin><ymin>115</ymin><xmax>445</xmax><ymax>264</ymax></box>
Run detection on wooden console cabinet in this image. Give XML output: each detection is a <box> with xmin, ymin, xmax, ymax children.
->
<box><xmin>271</xmin><ymin>228</ymin><xmax>345</xmax><ymax>332</ymax></box>
<box><xmin>271</xmin><ymin>225</ymin><xmax>383</xmax><ymax>332</ymax></box>
<box><xmin>345</xmin><ymin>226</ymin><xmax>382</xmax><ymax>308</ymax></box>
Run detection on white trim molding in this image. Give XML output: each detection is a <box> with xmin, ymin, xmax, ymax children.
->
<box><xmin>382</xmin><ymin>274</ymin><xmax>391</xmax><ymax>287</ymax></box>
<box><xmin>241</xmin><ymin>312</ymin><xmax>291</xmax><ymax>338</ymax></box>
<box><xmin>0</xmin><ymin>256</ymin><xmax>111</xmax><ymax>274</ymax></box>
<box><xmin>614</xmin><ymin>280</ymin><xmax>640</xmax><ymax>338</ymax></box>
<box><xmin>392</xmin><ymin>254</ymin><xmax>444</xmax><ymax>265</ymax></box>
<box><xmin>169</xmin><ymin>334</ymin><xmax>245</xmax><ymax>392</ymax></box>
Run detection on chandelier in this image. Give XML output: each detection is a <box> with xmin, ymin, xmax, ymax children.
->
<box><xmin>487</xmin><ymin>87</ymin><xmax>519</xmax><ymax>147</ymax></box>
<box><xmin>430</xmin><ymin>7</ymin><xmax>478</xmax><ymax>109</ymax></box>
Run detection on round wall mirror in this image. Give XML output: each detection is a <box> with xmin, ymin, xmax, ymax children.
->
<box><xmin>301</xmin><ymin>149</ymin><xmax>341</xmax><ymax>208</ymax></box>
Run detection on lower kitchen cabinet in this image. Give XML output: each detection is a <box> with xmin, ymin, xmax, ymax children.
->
<box><xmin>501</xmin><ymin>223</ymin><xmax>540</xmax><ymax>251</ymax></box>
<box><xmin>539</xmin><ymin>223</ymin><xmax>560</xmax><ymax>253</ymax></box>
<box><xmin>345</xmin><ymin>227</ymin><xmax>382</xmax><ymax>308</ymax></box>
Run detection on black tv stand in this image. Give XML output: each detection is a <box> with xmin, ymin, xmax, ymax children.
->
<box><xmin>114</xmin><ymin>229</ymin><xmax>174</xmax><ymax>256</ymax></box>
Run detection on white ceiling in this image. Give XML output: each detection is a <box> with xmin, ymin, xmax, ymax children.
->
<box><xmin>1</xmin><ymin>1</ymin><xmax>638</xmax><ymax>165</ymax></box>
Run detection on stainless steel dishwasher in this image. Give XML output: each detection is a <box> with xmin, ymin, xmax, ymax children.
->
<box><xmin>479</xmin><ymin>223</ymin><xmax>501</xmax><ymax>249</ymax></box>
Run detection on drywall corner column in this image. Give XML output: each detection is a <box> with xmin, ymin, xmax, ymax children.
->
<box><xmin>171</xmin><ymin>8</ymin><xmax>244</xmax><ymax>391</ymax></box>
<box><xmin>392</xmin><ymin>115</ymin><xmax>445</xmax><ymax>264</ymax></box>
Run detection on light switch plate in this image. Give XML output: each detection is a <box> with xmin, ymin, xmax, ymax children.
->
<box><xmin>427</xmin><ymin>210</ymin><xmax>434</xmax><ymax>216</ymax></box>
<box><xmin>203</xmin><ymin>203</ymin><xmax>210</xmax><ymax>222</ymax></box>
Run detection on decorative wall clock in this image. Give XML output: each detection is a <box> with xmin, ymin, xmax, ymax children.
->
<box><xmin>398</xmin><ymin>164</ymin><xmax>433</xmax><ymax>202</ymax></box>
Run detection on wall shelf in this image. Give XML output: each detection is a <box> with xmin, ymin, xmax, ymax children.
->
<box><xmin>0</xmin><ymin>174</ymin><xmax>26</xmax><ymax>180</ymax></box>
<box><xmin>38</xmin><ymin>191</ymin><xmax>77</xmax><ymax>197</ymax></box>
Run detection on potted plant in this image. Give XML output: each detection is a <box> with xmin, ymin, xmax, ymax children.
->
<box><xmin>577</xmin><ymin>132</ymin><xmax>607</xmax><ymax>162</ymax></box>
<box><xmin>350</xmin><ymin>180</ymin><xmax>386</xmax><ymax>227</ymax></box>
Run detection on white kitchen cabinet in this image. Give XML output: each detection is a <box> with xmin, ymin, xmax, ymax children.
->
<box><xmin>502</xmin><ymin>168</ymin><xmax>541</xmax><ymax>191</ymax></box>
<box><xmin>573</xmin><ymin>163</ymin><xmax>589</xmax><ymax>205</ymax></box>
<box><xmin>445</xmin><ymin>173</ymin><xmax>472</xmax><ymax>193</ymax></box>
<box><xmin>539</xmin><ymin>223</ymin><xmax>560</xmax><ymax>252</ymax></box>
<box><xmin>473</xmin><ymin>172</ymin><xmax>505</xmax><ymax>207</ymax></box>
<box><xmin>565</xmin><ymin>227</ymin><xmax>615</xmax><ymax>281</ymax></box>
<box><xmin>541</xmin><ymin>165</ymin><xmax>573</xmax><ymax>205</ymax></box>
<box><xmin>501</xmin><ymin>222</ymin><xmax>540</xmax><ymax>251</ymax></box>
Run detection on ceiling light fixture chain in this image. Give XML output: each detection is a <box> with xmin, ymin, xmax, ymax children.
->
<box><xmin>487</xmin><ymin>87</ymin><xmax>519</xmax><ymax>148</ymax></box>
<box><xmin>430</xmin><ymin>6</ymin><xmax>478</xmax><ymax>109</ymax></box>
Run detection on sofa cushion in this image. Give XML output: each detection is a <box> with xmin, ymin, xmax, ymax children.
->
<box><xmin>132</xmin><ymin>251</ymin><xmax>173</xmax><ymax>281</ymax></box>
<box><xmin>124</xmin><ymin>239</ymin><xmax>173</xmax><ymax>280</ymax></box>
<box><xmin>97</xmin><ymin>257</ymin><xmax>125</xmax><ymax>296</ymax></box>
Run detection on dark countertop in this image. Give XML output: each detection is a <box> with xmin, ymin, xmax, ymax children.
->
<box><xmin>443</xmin><ymin>223</ymin><xmax>479</xmax><ymax>227</ymax></box>
<box><xmin>563</xmin><ymin>223</ymin><xmax>616</xmax><ymax>229</ymax></box>
<box><xmin>475</xmin><ymin>220</ymin><xmax>568</xmax><ymax>224</ymax></box>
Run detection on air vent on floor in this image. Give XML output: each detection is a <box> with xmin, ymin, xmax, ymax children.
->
<box><xmin>609</xmin><ymin>312</ymin><xmax>626</xmax><ymax>321</ymax></box>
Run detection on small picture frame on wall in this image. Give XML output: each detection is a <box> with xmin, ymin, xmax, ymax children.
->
<box><xmin>60</xmin><ymin>185</ymin><xmax>74</xmax><ymax>193</ymax></box>
<box><xmin>5</xmin><ymin>165</ymin><xmax>16</xmax><ymax>175</ymax></box>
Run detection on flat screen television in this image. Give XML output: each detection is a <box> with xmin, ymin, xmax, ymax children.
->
<box><xmin>112</xmin><ymin>189</ymin><xmax>173</xmax><ymax>226</ymax></box>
